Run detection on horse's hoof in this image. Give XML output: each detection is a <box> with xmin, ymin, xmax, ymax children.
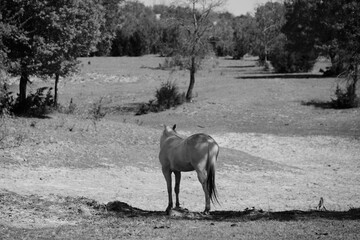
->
<box><xmin>202</xmin><ymin>210</ymin><xmax>210</xmax><ymax>216</ymax></box>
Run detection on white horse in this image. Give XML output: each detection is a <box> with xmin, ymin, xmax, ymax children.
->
<box><xmin>159</xmin><ymin>124</ymin><xmax>219</xmax><ymax>214</ymax></box>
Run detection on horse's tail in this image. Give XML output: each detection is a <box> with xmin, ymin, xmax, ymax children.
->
<box><xmin>207</xmin><ymin>140</ymin><xmax>219</xmax><ymax>204</ymax></box>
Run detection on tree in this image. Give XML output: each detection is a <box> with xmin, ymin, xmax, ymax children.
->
<box><xmin>93</xmin><ymin>0</ymin><xmax>124</xmax><ymax>56</ymax></box>
<box><xmin>211</xmin><ymin>12</ymin><xmax>234</xmax><ymax>57</ymax></box>
<box><xmin>254</xmin><ymin>1</ymin><xmax>286</xmax><ymax>64</ymax></box>
<box><xmin>39</xmin><ymin>0</ymin><xmax>105</xmax><ymax>106</ymax></box>
<box><xmin>232</xmin><ymin>14</ymin><xmax>257</xmax><ymax>59</ymax></box>
<box><xmin>283</xmin><ymin>0</ymin><xmax>360</xmax><ymax>106</ymax></box>
<box><xmin>1</xmin><ymin>0</ymin><xmax>104</xmax><ymax>109</ymax></box>
<box><xmin>111</xmin><ymin>1</ymin><xmax>158</xmax><ymax>56</ymax></box>
<box><xmin>172</xmin><ymin>0</ymin><xmax>226</xmax><ymax>101</ymax></box>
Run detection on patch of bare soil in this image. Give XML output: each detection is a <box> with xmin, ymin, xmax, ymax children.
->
<box><xmin>1</xmin><ymin>190</ymin><xmax>360</xmax><ymax>239</ymax></box>
<box><xmin>1</xmin><ymin>116</ymin><xmax>360</xmax><ymax>235</ymax></box>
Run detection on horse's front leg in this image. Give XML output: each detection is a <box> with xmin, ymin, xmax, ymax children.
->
<box><xmin>174</xmin><ymin>171</ymin><xmax>181</xmax><ymax>208</ymax></box>
<box><xmin>162</xmin><ymin>168</ymin><xmax>173</xmax><ymax>214</ymax></box>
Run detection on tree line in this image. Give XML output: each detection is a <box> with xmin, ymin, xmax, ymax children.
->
<box><xmin>1</xmin><ymin>0</ymin><xmax>359</xmax><ymax>113</ymax></box>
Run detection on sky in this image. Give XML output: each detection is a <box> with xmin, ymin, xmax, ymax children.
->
<box><xmin>139</xmin><ymin>0</ymin><xmax>270</xmax><ymax>16</ymax></box>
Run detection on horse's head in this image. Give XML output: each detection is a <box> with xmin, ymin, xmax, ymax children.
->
<box><xmin>160</xmin><ymin>124</ymin><xmax>177</xmax><ymax>147</ymax></box>
<box><xmin>162</xmin><ymin>124</ymin><xmax>176</xmax><ymax>136</ymax></box>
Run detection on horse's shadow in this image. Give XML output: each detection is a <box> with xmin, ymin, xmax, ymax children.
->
<box><xmin>104</xmin><ymin>201</ymin><xmax>360</xmax><ymax>221</ymax></box>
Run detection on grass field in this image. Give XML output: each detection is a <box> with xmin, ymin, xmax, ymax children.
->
<box><xmin>1</xmin><ymin>55</ymin><xmax>360</xmax><ymax>239</ymax></box>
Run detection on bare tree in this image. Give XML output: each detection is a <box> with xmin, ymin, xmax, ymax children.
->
<box><xmin>172</xmin><ymin>0</ymin><xmax>226</xmax><ymax>101</ymax></box>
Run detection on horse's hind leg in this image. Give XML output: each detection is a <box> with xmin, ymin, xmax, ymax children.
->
<box><xmin>162</xmin><ymin>168</ymin><xmax>173</xmax><ymax>214</ymax></box>
<box><xmin>174</xmin><ymin>171</ymin><xmax>181</xmax><ymax>208</ymax></box>
<box><xmin>196</xmin><ymin>169</ymin><xmax>210</xmax><ymax>214</ymax></box>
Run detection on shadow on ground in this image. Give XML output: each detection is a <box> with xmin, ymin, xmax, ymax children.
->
<box><xmin>236</xmin><ymin>73</ymin><xmax>327</xmax><ymax>79</ymax></box>
<box><xmin>1</xmin><ymin>190</ymin><xmax>359</xmax><ymax>226</ymax></box>
<box><xmin>106</xmin><ymin>200</ymin><xmax>360</xmax><ymax>221</ymax></box>
<box><xmin>301</xmin><ymin>99</ymin><xmax>334</xmax><ymax>109</ymax></box>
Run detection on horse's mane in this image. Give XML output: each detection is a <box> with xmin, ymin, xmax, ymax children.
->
<box><xmin>167</xmin><ymin>130</ymin><xmax>184</xmax><ymax>140</ymax></box>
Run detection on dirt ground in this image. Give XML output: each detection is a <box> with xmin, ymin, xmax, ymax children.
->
<box><xmin>1</xmin><ymin>56</ymin><xmax>360</xmax><ymax>239</ymax></box>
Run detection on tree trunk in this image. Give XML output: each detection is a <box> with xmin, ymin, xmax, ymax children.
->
<box><xmin>186</xmin><ymin>56</ymin><xmax>196</xmax><ymax>102</ymax></box>
<box><xmin>350</xmin><ymin>63</ymin><xmax>358</xmax><ymax>98</ymax></box>
<box><xmin>19</xmin><ymin>71</ymin><xmax>28</xmax><ymax>111</ymax></box>
<box><xmin>54</xmin><ymin>73</ymin><xmax>59</xmax><ymax>107</ymax></box>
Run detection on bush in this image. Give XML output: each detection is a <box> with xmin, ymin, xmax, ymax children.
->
<box><xmin>269</xmin><ymin>34</ymin><xmax>317</xmax><ymax>73</ymax></box>
<box><xmin>12</xmin><ymin>87</ymin><xmax>55</xmax><ymax>116</ymax></box>
<box><xmin>155</xmin><ymin>81</ymin><xmax>185</xmax><ymax>109</ymax></box>
<box><xmin>87</xmin><ymin>97</ymin><xmax>106</xmax><ymax>121</ymax></box>
<box><xmin>136</xmin><ymin>81</ymin><xmax>185</xmax><ymax>115</ymax></box>
<box><xmin>0</xmin><ymin>82</ymin><xmax>15</xmax><ymax>115</ymax></box>
<box><xmin>331</xmin><ymin>84</ymin><xmax>359</xmax><ymax>109</ymax></box>
<box><xmin>159</xmin><ymin>55</ymin><xmax>186</xmax><ymax>70</ymax></box>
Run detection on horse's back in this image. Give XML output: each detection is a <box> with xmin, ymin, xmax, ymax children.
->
<box><xmin>186</xmin><ymin>134</ymin><xmax>219</xmax><ymax>161</ymax></box>
<box><xmin>159</xmin><ymin>132</ymin><xmax>219</xmax><ymax>172</ymax></box>
<box><xmin>186</xmin><ymin>133</ymin><xmax>218</xmax><ymax>149</ymax></box>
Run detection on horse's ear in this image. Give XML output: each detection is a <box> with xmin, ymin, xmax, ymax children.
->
<box><xmin>172</xmin><ymin>124</ymin><xmax>177</xmax><ymax>131</ymax></box>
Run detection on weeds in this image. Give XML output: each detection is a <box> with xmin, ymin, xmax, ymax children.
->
<box><xmin>86</xmin><ymin>97</ymin><xmax>107</xmax><ymax>130</ymax></box>
<box><xmin>88</xmin><ymin>97</ymin><xmax>106</xmax><ymax>121</ymax></box>
<box><xmin>58</xmin><ymin>98</ymin><xmax>77</xmax><ymax>114</ymax></box>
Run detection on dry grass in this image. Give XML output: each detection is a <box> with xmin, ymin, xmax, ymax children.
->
<box><xmin>1</xmin><ymin>191</ymin><xmax>359</xmax><ymax>240</ymax></box>
<box><xmin>1</xmin><ymin>55</ymin><xmax>360</xmax><ymax>239</ymax></box>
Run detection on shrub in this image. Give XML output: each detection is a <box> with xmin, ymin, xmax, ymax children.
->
<box><xmin>269</xmin><ymin>34</ymin><xmax>317</xmax><ymax>73</ymax></box>
<box><xmin>0</xmin><ymin>82</ymin><xmax>15</xmax><ymax>115</ymax></box>
<box><xmin>87</xmin><ymin>97</ymin><xmax>106</xmax><ymax>121</ymax></box>
<box><xmin>9</xmin><ymin>87</ymin><xmax>55</xmax><ymax>116</ymax></box>
<box><xmin>155</xmin><ymin>81</ymin><xmax>185</xmax><ymax>109</ymax></box>
<box><xmin>136</xmin><ymin>100</ymin><xmax>159</xmax><ymax>115</ymax></box>
<box><xmin>160</xmin><ymin>55</ymin><xmax>186</xmax><ymax>70</ymax></box>
<box><xmin>136</xmin><ymin>81</ymin><xmax>185</xmax><ymax>115</ymax></box>
<box><xmin>331</xmin><ymin>84</ymin><xmax>359</xmax><ymax>109</ymax></box>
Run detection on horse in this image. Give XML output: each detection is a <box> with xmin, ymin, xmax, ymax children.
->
<box><xmin>159</xmin><ymin>124</ymin><xmax>220</xmax><ymax>215</ymax></box>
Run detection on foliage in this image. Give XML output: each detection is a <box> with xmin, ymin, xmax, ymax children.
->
<box><xmin>107</xmin><ymin>2</ymin><xmax>236</xmax><ymax>59</ymax></box>
<box><xmin>160</xmin><ymin>56</ymin><xmax>187</xmax><ymax>70</ymax></box>
<box><xmin>111</xmin><ymin>2</ymin><xmax>158</xmax><ymax>56</ymax></box>
<box><xmin>11</xmin><ymin>87</ymin><xmax>55</xmax><ymax>117</ymax></box>
<box><xmin>283</xmin><ymin>0</ymin><xmax>360</xmax><ymax>72</ymax></box>
<box><xmin>283</xmin><ymin>0</ymin><xmax>359</xmax><ymax>105</ymax></box>
<box><xmin>155</xmin><ymin>81</ymin><xmax>185</xmax><ymax>109</ymax></box>
<box><xmin>331</xmin><ymin>84</ymin><xmax>359</xmax><ymax>109</ymax></box>
<box><xmin>93</xmin><ymin>0</ymin><xmax>125</xmax><ymax>56</ymax></box>
<box><xmin>268</xmin><ymin>34</ymin><xmax>317</xmax><ymax>73</ymax></box>
<box><xmin>232</xmin><ymin>14</ymin><xmax>257</xmax><ymax>59</ymax></box>
<box><xmin>0</xmin><ymin>80</ymin><xmax>15</xmax><ymax>115</ymax></box>
<box><xmin>211</xmin><ymin>12</ymin><xmax>235</xmax><ymax>57</ymax></box>
<box><xmin>1</xmin><ymin>0</ymin><xmax>105</xmax><ymax>110</ymax></box>
<box><xmin>168</xmin><ymin>0</ymin><xmax>225</xmax><ymax>101</ymax></box>
<box><xmin>136</xmin><ymin>81</ymin><xmax>185</xmax><ymax>115</ymax></box>
<box><xmin>254</xmin><ymin>1</ymin><xmax>286</xmax><ymax>66</ymax></box>
<box><xmin>87</xmin><ymin>98</ymin><xmax>107</xmax><ymax>122</ymax></box>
